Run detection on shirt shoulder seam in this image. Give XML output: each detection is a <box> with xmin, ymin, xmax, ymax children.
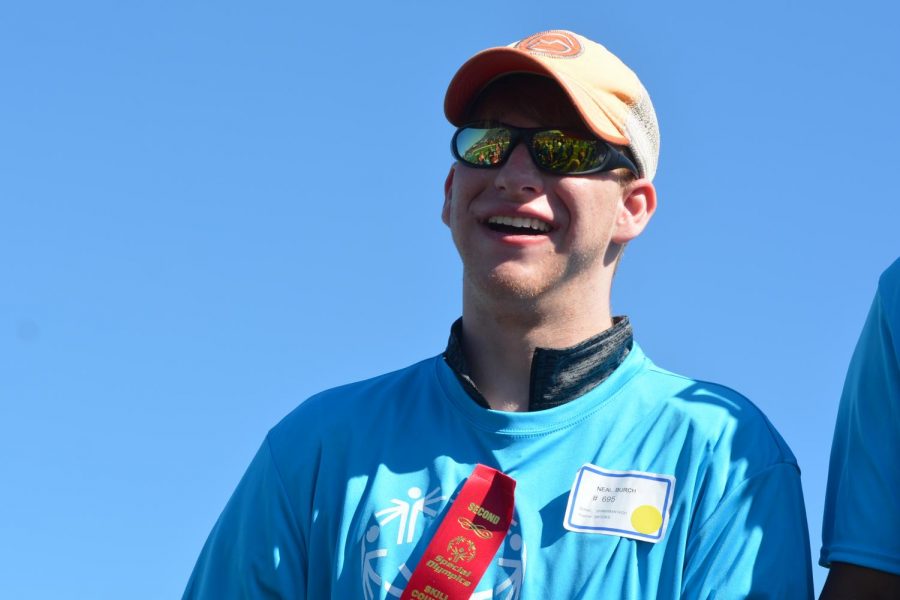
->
<box><xmin>645</xmin><ymin>365</ymin><xmax>795</xmax><ymax>465</ymax></box>
<box><xmin>263</xmin><ymin>433</ymin><xmax>306</xmax><ymax>540</ymax></box>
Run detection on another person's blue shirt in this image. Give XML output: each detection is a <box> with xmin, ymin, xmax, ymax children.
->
<box><xmin>184</xmin><ymin>342</ymin><xmax>813</xmax><ymax>599</ymax></box>
<box><xmin>821</xmin><ymin>258</ymin><xmax>900</xmax><ymax>575</ymax></box>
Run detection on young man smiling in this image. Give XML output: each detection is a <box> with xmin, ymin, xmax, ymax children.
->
<box><xmin>184</xmin><ymin>30</ymin><xmax>814</xmax><ymax>599</ymax></box>
<box><xmin>441</xmin><ymin>74</ymin><xmax>653</xmax><ymax>412</ymax></box>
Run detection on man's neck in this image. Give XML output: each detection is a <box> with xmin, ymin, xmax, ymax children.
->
<box><xmin>461</xmin><ymin>288</ymin><xmax>614</xmax><ymax>412</ymax></box>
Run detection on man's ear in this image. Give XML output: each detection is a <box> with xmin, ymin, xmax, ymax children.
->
<box><xmin>442</xmin><ymin>165</ymin><xmax>455</xmax><ymax>226</ymax></box>
<box><xmin>612</xmin><ymin>178</ymin><xmax>657</xmax><ymax>244</ymax></box>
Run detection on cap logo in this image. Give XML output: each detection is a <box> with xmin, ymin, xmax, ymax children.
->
<box><xmin>517</xmin><ymin>31</ymin><xmax>583</xmax><ymax>58</ymax></box>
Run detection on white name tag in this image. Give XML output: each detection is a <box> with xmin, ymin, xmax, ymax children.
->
<box><xmin>563</xmin><ymin>464</ymin><xmax>676</xmax><ymax>542</ymax></box>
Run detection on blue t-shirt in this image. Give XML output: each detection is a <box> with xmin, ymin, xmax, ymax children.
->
<box><xmin>184</xmin><ymin>343</ymin><xmax>813</xmax><ymax>599</ymax></box>
<box><xmin>821</xmin><ymin>258</ymin><xmax>900</xmax><ymax>575</ymax></box>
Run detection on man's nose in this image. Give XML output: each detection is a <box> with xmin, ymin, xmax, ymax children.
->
<box><xmin>494</xmin><ymin>143</ymin><xmax>544</xmax><ymax>198</ymax></box>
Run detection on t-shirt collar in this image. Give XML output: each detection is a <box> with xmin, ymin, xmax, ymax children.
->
<box><xmin>443</xmin><ymin>316</ymin><xmax>633</xmax><ymax>411</ymax></box>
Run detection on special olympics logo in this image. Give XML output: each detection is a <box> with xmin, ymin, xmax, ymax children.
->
<box><xmin>517</xmin><ymin>31</ymin><xmax>583</xmax><ymax>58</ymax></box>
<box><xmin>447</xmin><ymin>535</ymin><xmax>477</xmax><ymax>563</ymax></box>
<box><xmin>457</xmin><ymin>516</ymin><xmax>493</xmax><ymax>539</ymax></box>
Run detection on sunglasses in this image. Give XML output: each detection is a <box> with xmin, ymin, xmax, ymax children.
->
<box><xmin>451</xmin><ymin>121</ymin><xmax>638</xmax><ymax>176</ymax></box>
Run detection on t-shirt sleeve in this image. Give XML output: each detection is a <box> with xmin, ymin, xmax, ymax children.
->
<box><xmin>821</xmin><ymin>284</ymin><xmax>900</xmax><ymax>575</ymax></box>
<box><xmin>182</xmin><ymin>436</ymin><xmax>307</xmax><ymax>599</ymax></box>
<box><xmin>682</xmin><ymin>462</ymin><xmax>814</xmax><ymax>599</ymax></box>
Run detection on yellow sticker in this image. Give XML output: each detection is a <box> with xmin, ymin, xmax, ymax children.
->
<box><xmin>631</xmin><ymin>505</ymin><xmax>663</xmax><ymax>534</ymax></box>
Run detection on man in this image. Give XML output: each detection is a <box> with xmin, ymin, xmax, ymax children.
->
<box><xmin>184</xmin><ymin>30</ymin><xmax>813</xmax><ymax>598</ymax></box>
<box><xmin>820</xmin><ymin>258</ymin><xmax>900</xmax><ymax>599</ymax></box>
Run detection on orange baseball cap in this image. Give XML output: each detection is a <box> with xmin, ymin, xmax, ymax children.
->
<box><xmin>444</xmin><ymin>30</ymin><xmax>660</xmax><ymax>180</ymax></box>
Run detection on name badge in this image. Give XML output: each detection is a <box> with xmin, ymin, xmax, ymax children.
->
<box><xmin>563</xmin><ymin>463</ymin><xmax>675</xmax><ymax>542</ymax></box>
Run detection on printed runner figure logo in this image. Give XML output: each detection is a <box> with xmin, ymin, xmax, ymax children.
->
<box><xmin>361</xmin><ymin>525</ymin><xmax>388</xmax><ymax>600</ymax></box>
<box><xmin>469</xmin><ymin>533</ymin><xmax>526</xmax><ymax>600</ymax></box>
<box><xmin>376</xmin><ymin>486</ymin><xmax>445</xmax><ymax>545</ymax></box>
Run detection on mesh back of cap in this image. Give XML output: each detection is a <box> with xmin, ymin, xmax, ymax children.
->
<box><xmin>623</xmin><ymin>83</ymin><xmax>660</xmax><ymax>181</ymax></box>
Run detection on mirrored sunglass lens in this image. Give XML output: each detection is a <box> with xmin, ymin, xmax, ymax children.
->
<box><xmin>532</xmin><ymin>131</ymin><xmax>607</xmax><ymax>174</ymax></box>
<box><xmin>456</xmin><ymin>127</ymin><xmax>511</xmax><ymax>167</ymax></box>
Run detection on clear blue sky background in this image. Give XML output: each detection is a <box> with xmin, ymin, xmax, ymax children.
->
<box><xmin>2</xmin><ymin>1</ymin><xmax>898</xmax><ymax>597</ymax></box>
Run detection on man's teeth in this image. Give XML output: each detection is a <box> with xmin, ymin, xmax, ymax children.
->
<box><xmin>487</xmin><ymin>216</ymin><xmax>551</xmax><ymax>233</ymax></box>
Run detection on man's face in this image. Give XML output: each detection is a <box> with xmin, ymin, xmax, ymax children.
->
<box><xmin>442</xmin><ymin>77</ymin><xmax>636</xmax><ymax>303</ymax></box>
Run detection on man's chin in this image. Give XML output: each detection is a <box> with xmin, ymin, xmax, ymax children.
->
<box><xmin>467</xmin><ymin>268</ymin><xmax>558</xmax><ymax>302</ymax></box>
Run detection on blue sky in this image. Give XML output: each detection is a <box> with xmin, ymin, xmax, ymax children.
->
<box><xmin>1</xmin><ymin>1</ymin><xmax>898</xmax><ymax>597</ymax></box>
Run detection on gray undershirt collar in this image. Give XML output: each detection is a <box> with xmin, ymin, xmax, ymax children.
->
<box><xmin>442</xmin><ymin>316</ymin><xmax>633</xmax><ymax>411</ymax></box>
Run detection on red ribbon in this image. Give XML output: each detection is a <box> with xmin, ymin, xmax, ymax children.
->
<box><xmin>401</xmin><ymin>464</ymin><xmax>516</xmax><ymax>600</ymax></box>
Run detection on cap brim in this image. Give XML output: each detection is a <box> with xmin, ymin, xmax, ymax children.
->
<box><xmin>443</xmin><ymin>47</ymin><xmax>628</xmax><ymax>146</ymax></box>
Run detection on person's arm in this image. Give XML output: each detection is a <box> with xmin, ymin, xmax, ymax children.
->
<box><xmin>183</xmin><ymin>436</ymin><xmax>307</xmax><ymax>599</ymax></box>
<box><xmin>820</xmin><ymin>562</ymin><xmax>900</xmax><ymax>600</ymax></box>
<box><xmin>682</xmin><ymin>461</ymin><xmax>814</xmax><ymax>599</ymax></box>
<box><xmin>821</xmin><ymin>271</ymin><xmax>900</xmax><ymax>590</ymax></box>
